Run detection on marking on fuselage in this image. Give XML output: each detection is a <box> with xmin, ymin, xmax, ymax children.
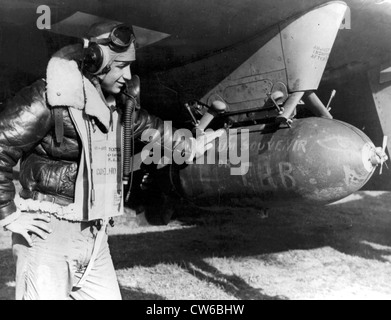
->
<box><xmin>250</xmin><ymin>139</ymin><xmax>307</xmax><ymax>154</ymax></box>
<box><xmin>317</xmin><ymin>137</ymin><xmax>351</xmax><ymax>151</ymax></box>
<box><xmin>242</xmin><ymin>160</ymin><xmax>296</xmax><ymax>190</ymax></box>
<box><xmin>310</xmin><ymin>46</ymin><xmax>331</xmax><ymax>62</ymax></box>
<box><xmin>343</xmin><ymin>165</ymin><xmax>366</xmax><ymax>187</ymax></box>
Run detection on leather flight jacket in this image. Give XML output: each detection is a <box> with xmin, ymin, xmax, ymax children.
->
<box><xmin>0</xmin><ymin>79</ymin><xmax>168</xmax><ymax>221</ymax></box>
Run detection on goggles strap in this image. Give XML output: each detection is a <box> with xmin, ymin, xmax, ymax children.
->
<box><xmin>82</xmin><ymin>38</ymin><xmax>90</xmax><ymax>49</ymax></box>
<box><xmin>90</xmin><ymin>37</ymin><xmax>112</xmax><ymax>46</ymax></box>
<box><xmin>80</xmin><ymin>38</ymin><xmax>90</xmax><ymax>73</ymax></box>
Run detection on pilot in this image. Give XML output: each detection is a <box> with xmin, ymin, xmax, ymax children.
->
<box><xmin>0</xmin><ymin>21</ymin><xmax>220</xmax><ymax>300</ymax></box>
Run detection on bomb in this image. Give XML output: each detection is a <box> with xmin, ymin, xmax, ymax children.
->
<box><xmin>172</xmin><ymin>117</ymin><xmax>383</xmax><ymax>207</ymax></box>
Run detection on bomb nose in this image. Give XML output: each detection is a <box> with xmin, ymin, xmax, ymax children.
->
<box><xmin>366</xmin><ymin>136</ymin><xmax>389</xmax><ymax>175</ymax></box>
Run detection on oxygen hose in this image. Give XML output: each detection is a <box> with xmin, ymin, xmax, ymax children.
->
<box><xmin>122</xmin><ymin>75</ymin><xmax>140</xmax><ymax>203</ymax></box>
<box><xmin>123</xmin><ymin>96</ymin><xmax>136</xmax><ymax>203</ymax></box>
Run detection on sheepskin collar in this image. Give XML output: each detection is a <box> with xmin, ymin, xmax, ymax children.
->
<box><xmin>46</xmin><ymin>45</ymin><xmax>111</xmax><ymax>130</ymax></box>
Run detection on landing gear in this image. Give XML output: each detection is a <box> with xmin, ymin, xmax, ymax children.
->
<box><xmin>141</xmin><ymin>192</ymin><xmax>175</xmax><ymax>226</ymax></box>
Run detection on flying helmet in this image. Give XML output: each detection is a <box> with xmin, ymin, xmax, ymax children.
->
<box><xmin>83</xmin><ymin>21</ymin><xmax>136</xmax><ymax>75</ymax></box>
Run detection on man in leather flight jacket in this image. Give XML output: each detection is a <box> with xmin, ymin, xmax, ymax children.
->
<box><xmin>0</xmin><ymin>21</ymin><xmax>221</xmax><ymax>300</ymax></box>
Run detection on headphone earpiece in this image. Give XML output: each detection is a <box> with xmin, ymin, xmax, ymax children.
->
<box><xmin>83</xmin><ymin>43</ymin><xmax>104</xmax><ymax>74</ymax></box>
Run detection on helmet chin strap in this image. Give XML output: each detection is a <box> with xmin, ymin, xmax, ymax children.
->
<box><xmin>84</xmin><ymin>56</ymin><xmax>115</xmax><ymax>106</ymax></box>
<box><xmin>100</xmin><ymin>64</ymin><xmax>111</xmax><ymax>75</ymax></box>
<box><xmin>95</xmin><ymin>57</ymin><xmax>115</xmax><ymax>88</ymax></box>
<box><xmin>99</xmin><ymin>52</ymin><xmax>117</xmax><ymax>77</ymax></box>
<box><xmin>89</xmin><ymin>75</ymin><xmax>116</xmax><ymax>132</ymax></box>
<box><xmin>89</xmin><ymin>74</ymin><xmax>109</xmax><ymax>107</ymax></box>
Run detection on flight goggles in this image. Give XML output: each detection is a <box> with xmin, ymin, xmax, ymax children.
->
<box><xmin>90</xmin><ymin>24</ymin><xmax>136</xmax><ymax>52</ymax></box>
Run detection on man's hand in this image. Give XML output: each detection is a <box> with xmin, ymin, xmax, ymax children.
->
<box><xmin>193</xmin><ymin>129</ymin><xmax>225</xmax><ymax>160</ymax></box>
<box><xmin>172</xmin><ymin>129</ymin><xmax>225</xmax><ymax>164</ymax></box>
<box><xmin>5</xmin><ymin>212</ymin><xmax>52</xmax><ymax>247</ymax></box>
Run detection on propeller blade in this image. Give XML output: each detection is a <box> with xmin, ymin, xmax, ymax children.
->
<box><xmin>383</xmin><ymin>136</ymin><xmax>388</xmax><ymax>152</ymax></box>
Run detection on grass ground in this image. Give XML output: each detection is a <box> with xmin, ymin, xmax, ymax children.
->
<box><xmin>1</xmin><ymin>191</ymin><xmax>391</xmax><ymax>300</ymax></box>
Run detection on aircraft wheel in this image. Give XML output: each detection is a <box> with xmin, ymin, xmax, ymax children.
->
<box><xmin>143</xmin><ymin>193</ymin><xmax>175</xmax><ymax>226</ymax></box>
